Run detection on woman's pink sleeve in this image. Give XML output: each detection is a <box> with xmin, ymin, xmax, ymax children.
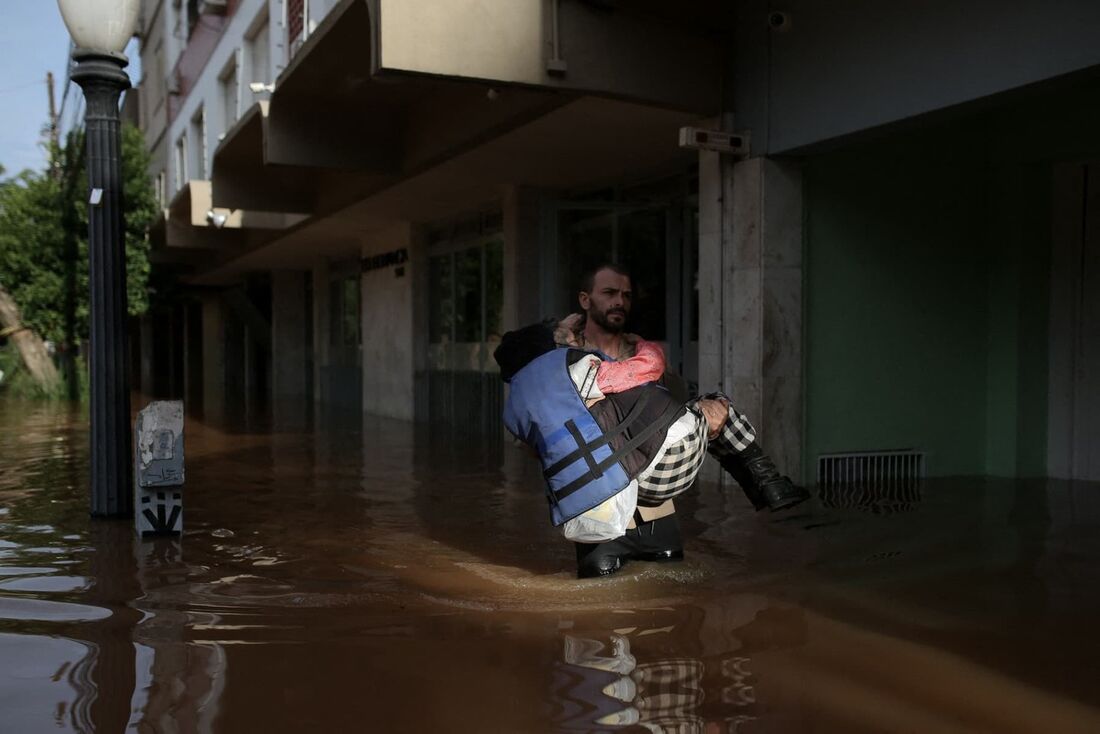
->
<box><xmin>596</xmin><ymin>340</ymin><xmax>666</xmax><ymax>393</ymax></box>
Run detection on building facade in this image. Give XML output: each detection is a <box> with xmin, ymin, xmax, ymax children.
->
<box><xmin>134</xmin><ymin>0</ymin><xmax>1100</xmax><ymax>484</ymax></box>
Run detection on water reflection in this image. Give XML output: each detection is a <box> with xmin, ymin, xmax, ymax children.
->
<box><xmin>552</xmin><ymin>599</ymin><xmax>792</xmax><ymax>733</ymax></box>
<box><xmin>0</xmin><ymin>633</ymin><xmax>96</xmax><ymax>732</ymax></box>
<box><xmin>129</xmin><ymin>537</ymin><xmax>228</xmax><ymax>732</ymax></box>
<box><xmin>557</xmin><ymin>632</ymin><xmax>711</xmax><ymax>731</ymax></box>
<box><xmin>817</xmin><ymin>479</ymin><xmax>922</xmax><ymax>515</ymax></box>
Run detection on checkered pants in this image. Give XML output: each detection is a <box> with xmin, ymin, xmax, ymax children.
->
<box><xmin>636</xmin><ymin>394</ymin><xmax>756</xmax><ymax>507</ymax></box>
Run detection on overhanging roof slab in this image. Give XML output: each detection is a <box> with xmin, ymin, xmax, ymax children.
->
<box><xmin>211</xmin><ymin>102</ymin><xmax>318</xmax><ymax>213</ymax></box>
<box><xmin>266</xmin><ymin>0</ymin><xmax>569</xmax><ymax>177</ymax></box>
<box><xmin>192</xmin><ymin>96</ymin><xmax>699</xmax><ymax>281</ymax></box>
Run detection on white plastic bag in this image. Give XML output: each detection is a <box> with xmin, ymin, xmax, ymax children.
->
<box><xmin>561</xmin><ymin>479</ymin><xmax>638</xmax><ymax>542</ymax></box>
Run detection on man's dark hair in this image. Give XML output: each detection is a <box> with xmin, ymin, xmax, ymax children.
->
<box><xmin>579</xmin><ymin>262</ymin><xmax>632</xmax><ymax>294</ymax></box>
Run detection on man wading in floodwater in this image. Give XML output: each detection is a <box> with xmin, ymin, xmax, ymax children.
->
<box><xmin>494</xmin><ymin>263</ymin><xmax>809</xmax><ymax>578</ymax></box>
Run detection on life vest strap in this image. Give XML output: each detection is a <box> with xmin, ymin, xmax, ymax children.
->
<box><xmin>565</xmin><ymin>420</ymin><xmax>604</xmax><ymax>479</ymax></box>
<box><xmin>551</xmin><ymin>397</ymin><xmax>685</xmax><ymax>503</ymax></box>
<box><xmin>542</xmin><ymin>391</ymin><xmax>653</xmax><ymax>479</ymax></box>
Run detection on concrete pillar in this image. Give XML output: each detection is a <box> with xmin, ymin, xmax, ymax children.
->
<box><xmin>271</xmin><ymin>270</ymin><xmax>309</xmax><ymax>427</ymax></box>
<box><xmin>361</xmin><ymin>224</ymin><xmax>415</xmax><ymax>421</ymax></box>
<box><xmin>242</xmin><ymin>324</ymin><xmax>259</xmax><ymax>418</ymax></box>
<box><xmin>699</xmin><ymin>154</ymin><xmax>804</xmax><ymax>481</ymax></box>
<box><xmin>698</xmin><ymin>150</ymin><xmax>726</xmax><ymax>396</ymax></box>
<box><xmin>183</xmin><ymin>302</ymin><xmax>203</xmax><ymax>414</ymax></box>
<box><xmin>503</xmin><ymin>186</ymin><xmax>545</xmax><ymax>331</ymax></box>
<box><xmin>224</xmin><ymin>306</ymin><xmax>246</xmax><ymax>417</ymax></box>
<box><xmin>311</xmin><ymin>259</ymin><xmax>331</xmax><ymax>408</ymax></box>
<box><xmin>200</xmin><ymin>294</ymin><xmax>226</xmax><ymax>422</ymax></box>
<box><xmin>133</xmin><ymin>400</ymin><xmax>185</xmax><ymax>536</ymax></box>
<box><xmin>410</xmin><ymin>226</ymin><xmax>429</xmax><ymax>422</ymax></box>
<box><xmin>167</xmin><ymin>305</ymin><xmax>182</xmax><ymax>399</ymax></box>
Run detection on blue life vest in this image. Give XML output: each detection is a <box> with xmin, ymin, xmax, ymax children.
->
<box><xmin>503</xmin><ymin>347</ymin><xmax>682</xmax><ymax>526</ymax></box>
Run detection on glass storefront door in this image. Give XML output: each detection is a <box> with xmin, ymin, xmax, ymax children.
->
<box><xmin>423</xmin><ymin>229</ymin><xmax>504</xmax><ymax>437</ymax></box>
<box><xmin>321</xmin><ymin>262</ymin><xmax>362</xmax><ymax>412</ymax></box>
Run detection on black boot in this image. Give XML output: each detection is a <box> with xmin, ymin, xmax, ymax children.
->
<box><xmin>719</xmin><ymin>444</ymin><xmax>809</xmax><ymax>512</ymax></box>
<box><xmin>574</xmin><ymin>514</ymin><xmax>684</xmax><ymax>578</ymax></box>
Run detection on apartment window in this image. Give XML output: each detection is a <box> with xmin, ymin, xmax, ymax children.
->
<box><xmin>155</xmin><ymin>170</ymin><xmax>167</xmax><ymax>207</ymax></box>
<box><xmin>219</xmin><ymin>52</ymin><xmax>240</xmax><ymax>132</ymax></box>
<box><xmin>189</xmin><ymin>107</ymin><xmax>206</xmax><ymax>180</ymax></box>
<box><xmin>174</xmin><ymin>135</ymin><xmax>187</xmax><ymax>191</ymax></box>
<box><xmin>246</xmin><ymin>14</ymin><xmax>271</xmax><ymax>91</ymax></box>
<box><xmin>186</xmin><ymin>0</ymin><xmax>200</xmax><ymax>38</ymax></box>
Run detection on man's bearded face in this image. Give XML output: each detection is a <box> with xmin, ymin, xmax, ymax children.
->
<box><xmin>581</xmin><ymin>269</ymin><xmax>632</xmax><ymax>334</ymax></box>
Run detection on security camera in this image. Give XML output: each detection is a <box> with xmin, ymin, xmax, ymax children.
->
<box><xmin>205</xmin><ymin>210</ymin><xmax>228</xmax><ymax>228</ymax></box>
<box><xmin>768</xmin><ymin>11</ymin><xmax>791</xmax><ymax>31</ymax></box>
<box><xmin>249</xmin><ymin>82</ymin><xmax>275</xmax><ymax>94</ymax></box>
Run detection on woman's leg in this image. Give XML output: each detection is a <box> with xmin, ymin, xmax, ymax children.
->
<box><xmin>698</xmin><ymin>393</ymin><xmax>808</xmax><ymax>512</ymax></box>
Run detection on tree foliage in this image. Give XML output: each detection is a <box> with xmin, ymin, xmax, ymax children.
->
<box><xmin>0</xmin><ymin>123</ymin><xmax>157</xmax><ymax>346</ymax></box>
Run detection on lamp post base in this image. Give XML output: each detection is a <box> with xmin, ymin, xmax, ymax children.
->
<box><xmin>72</xmin><ymin>50</ymin><xmax>133</xmax><ymax>518</ymax></box>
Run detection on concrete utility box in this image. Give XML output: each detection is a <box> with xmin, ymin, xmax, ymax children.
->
<box><xmin>134</xmin><ymin>400</ymin><xmax>185</xmax><ymax>536</ymax></box>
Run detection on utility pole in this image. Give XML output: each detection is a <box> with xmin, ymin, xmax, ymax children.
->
<box><xmin>46</xmin><ymin>71</ymin><xmax>60</xmax><ymax>161</ymax></box>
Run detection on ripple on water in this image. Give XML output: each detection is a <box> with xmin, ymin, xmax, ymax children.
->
<box><xmin>0</xmin><ymin>575</ymin><xmax>90</xmax><ymax>593</ymax></box>
<box><xmin>0</xmin><ymin>567</ymin><xmax>58</xmax><ymax>577</ymax></box>
<box><xmin>0</xmin><ymin>632</ymin><xmax>94</xmax><ymax>733</ymax></box>
<box><xmin>0</xmin><ymin>596</ymin><xmax>111</xmax><ymax>622</ymax></box>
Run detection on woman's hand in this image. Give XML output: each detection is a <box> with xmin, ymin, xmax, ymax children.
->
<box><xmin>699</xmin><ymin>397</ymin><xmax>730</xmax><ymax>440</ymax></box>
<box><xmin>554</xmin><ymin>313</ymin><xmax>584</xmax><ymax>346</ymax></box>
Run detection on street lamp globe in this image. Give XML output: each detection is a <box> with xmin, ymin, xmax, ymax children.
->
<box><xmin>57</xmin><ymin>0</ymin><xmax>140</xmax><ymax>53</ymax></box>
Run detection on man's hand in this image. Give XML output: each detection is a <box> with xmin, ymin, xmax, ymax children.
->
<box><xmin>699</xmin><ymin>397</ymin><xmax>730</xmax><ymax>440</ymax></box>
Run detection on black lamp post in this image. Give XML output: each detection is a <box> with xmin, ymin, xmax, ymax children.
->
<box><xmin>57</xmin><ymin>0</ymin><xmax>139</xmax><ymax>517</ymax></box>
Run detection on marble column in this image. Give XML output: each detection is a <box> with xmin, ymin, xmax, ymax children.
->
<box><xmin>311</xmin><ymin>258</ymin><xmax>331</xmax><ymax>411</ymax></box>
<box><xmin>699</xmin><ymin>155</ymin><xmax>804</xmax><ymax>481</ymax></box>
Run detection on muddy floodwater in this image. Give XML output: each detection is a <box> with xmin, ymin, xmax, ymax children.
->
<box><xmin>2</xmin><ymin>398</ymin><xmax>1100</xmax><ymax>733</ymax></box>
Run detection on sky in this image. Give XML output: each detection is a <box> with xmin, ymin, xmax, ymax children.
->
<box><xmin>0</xmin><ymin>4</ymin><xmax>140</xmax><ymax>178</ymax></box>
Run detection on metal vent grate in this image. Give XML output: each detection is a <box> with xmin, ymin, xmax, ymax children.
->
<box><xmin>817</xmin><ymin>450</ymin><xmax>925</xmax><ymax>514</ymax></box>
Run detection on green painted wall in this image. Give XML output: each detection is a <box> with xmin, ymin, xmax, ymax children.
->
<box><xmin>804</xmin><ymin>122</ymin><xmax>1052</xmax><ymax>480</ymax></box>
<box><xmin>983</xmin><ymin>162</ymin><xmax>1051</xmax><ymax>477</ymax></box>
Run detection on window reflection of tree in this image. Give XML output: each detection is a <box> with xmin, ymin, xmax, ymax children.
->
<box><xmin>425</xmin><ymin>233</ymin><xmax>505</xmax><ymax>437</ymax></box>
<box><xmin>428</xmin><ymin>240</ymin><xmax>503</xmax><ymax>373</ymax></box>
